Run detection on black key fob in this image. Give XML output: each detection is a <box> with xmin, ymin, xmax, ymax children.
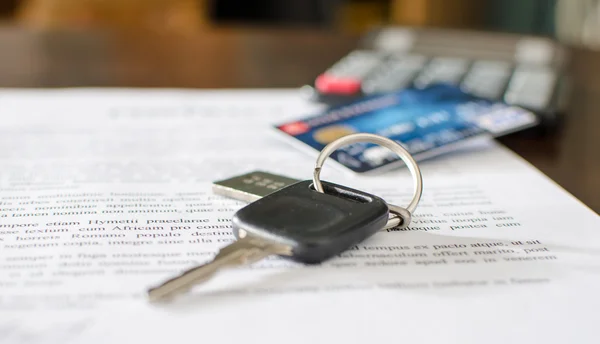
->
<box><xmin>232</xmin><ymin>180</ymin><xmax>389</xmax><ymax>264</ymax></box>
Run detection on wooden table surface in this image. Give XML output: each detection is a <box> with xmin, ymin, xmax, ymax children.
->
<box><xmin>0</xmin><ymin>25</ymin><xmax>598</xmax><ymax>213</ymax></box>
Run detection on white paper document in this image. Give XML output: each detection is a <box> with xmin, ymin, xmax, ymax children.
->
<box><xmin>0</xmin><ymin>89</ymin><xmax>598</xmax><ymax>344</ymax></box>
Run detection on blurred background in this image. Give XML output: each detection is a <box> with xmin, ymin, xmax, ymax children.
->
<box><xmin>0</xmin><ymin>0</ymin><xmax>597</xmax><ymax>48</ymax></box>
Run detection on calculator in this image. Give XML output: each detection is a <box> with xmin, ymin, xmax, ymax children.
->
<box><xmin>308</xmin><ymin>26</ymin><xmax>569</xmax><ymax>130</ymax></box>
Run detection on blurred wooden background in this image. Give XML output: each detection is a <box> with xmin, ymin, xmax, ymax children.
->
<box><xmin>15</xmin><ymin>0</ymin><xmax>208</xmax><ymax>33</ymax></box>
<box><xmin>0</xmin><ymin>0</ymin><xmax>558</xmax><ymax>36</ymax></box>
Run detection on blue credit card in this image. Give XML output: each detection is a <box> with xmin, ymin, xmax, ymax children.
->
<box><xmin>274</xmin><ymin>84</ymin><xmax>538</xmax><ymax>174</ymax></box>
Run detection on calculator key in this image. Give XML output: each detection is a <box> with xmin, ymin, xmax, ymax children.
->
<box><xmin>413</xmin><ymin>57</ymin><xmax>470</xmax><ymax>88</ymax></box>
<box><xmin>315</xmin><ymin>50</ymin><xmax>385</xmax><ymax>95</ymax></box>
<box><xmin>315</xmin><ymin>74</ymin><xmax>362</xmax><ymax>95</ymax></box>
<box><xmin>362</xmin><ymin>54</ymin><xmax>427</xmax><ymax>94</ymax></box>
<box><xmin>326</xmin><ymin>50</ymin><xmax>385</xmax><ymax>78</ymax></box>
<box><xmin>504</xmin><ymin>66</ymin><xmax>557</xmax><ymax>111</ymax></box>
<box><xmin>461</xmin><ymin>60</ymin><xmax>513</xmax><ymax>100</ymax></box>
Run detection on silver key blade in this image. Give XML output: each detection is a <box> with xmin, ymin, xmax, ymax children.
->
<box><xmin>147</xmin><ymin>234</ymin><xmax>291</xmax><ymax>302</ymax></box>
<box><xmin>212</xmin><ymin>171</ymin><xmax>300</xmax><ymax>203</ymax></box>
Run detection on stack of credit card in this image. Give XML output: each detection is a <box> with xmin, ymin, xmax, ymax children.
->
<box><xmin>274</xmin><ymin>84</ymin><xmax>537</xmax><ymax>174</ymax></box>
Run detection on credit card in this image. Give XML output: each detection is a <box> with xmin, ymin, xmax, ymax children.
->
<box><xmin>273</xmin><ymin>84</ymin><xmax>538</xmax><ymax>174</ymax></box>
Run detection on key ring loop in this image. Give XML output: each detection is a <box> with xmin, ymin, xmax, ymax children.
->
<box><xmin>312</xmin><ymin>133</ymin><xmax>423</xmax><ymax>229</ymax></box>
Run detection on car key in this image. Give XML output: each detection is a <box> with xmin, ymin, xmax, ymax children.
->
<box><xmin>148</xmin><ymin>133</ymin><xmax>422</xmax><ymax>302</ymax></box>
<box><xmin>147</xmin><ymin>180</ymin><xmax>389</xmax><ymax>302</ymax></box>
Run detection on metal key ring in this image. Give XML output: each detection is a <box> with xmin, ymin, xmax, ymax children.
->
<box><xmin>312</xmin><ymin>133</ymin><xmax>423</xmax><ymax>229</ymax></box>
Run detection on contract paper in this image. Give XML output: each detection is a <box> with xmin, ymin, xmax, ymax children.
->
<box><xmin>0</xmin><ymin>89</ymin><xmax>598</xmax><ymax>344</ymax></box>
